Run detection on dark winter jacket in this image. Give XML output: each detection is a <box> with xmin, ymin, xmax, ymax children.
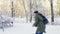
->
<box><xmin>34</xmin><ymin>13</ymin><xmax>45</xmax><ymax>32</ymax></box>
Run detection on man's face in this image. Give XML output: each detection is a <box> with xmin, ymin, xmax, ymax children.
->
<box><xmin>32</xmin><ymin>13</ymin><xmax>35</xmax><ymax>17</ymax></box>
<box><xmin>34</xmin><ymin>13</ymin><xmax>38</xmax><ymax>16</ymax></box>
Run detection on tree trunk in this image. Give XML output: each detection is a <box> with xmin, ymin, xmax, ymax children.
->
<box><xmin>30</xmin><ymin>0</ymin><xmax>32</xmax><ymax>22</ymax></box>
<box><xmin>22</xmin><ymin>0</ymin><xmax>28</xmax><ymax>22</ymax></box>
<box><xmin>50</xmin><ymin>0</ymin><xmax>54</xmax><ymax>22</ymax></box>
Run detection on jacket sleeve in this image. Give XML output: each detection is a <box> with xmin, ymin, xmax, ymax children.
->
<box><xmin>33</xmin><ymin>16</ymin><xmax>39</xmax><ymax>26</ymax></box>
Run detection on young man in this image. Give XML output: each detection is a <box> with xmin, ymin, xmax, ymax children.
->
<box><xmin>33</xmin><ymin>11</ymin><xmax>46</xmax><ymax>34</ymax></box>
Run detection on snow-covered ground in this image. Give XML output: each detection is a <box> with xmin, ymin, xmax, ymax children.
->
<box><xmin>0</xmin><ymin>18</ymin><xmax>60</xmax><ymax>34</ymax></box>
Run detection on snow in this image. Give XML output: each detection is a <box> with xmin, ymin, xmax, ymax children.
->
<box><xmin>47</xmin><ymin>17</ymin><xmax>60</xmax><ymax>25</ymax></box>
<box><xmin>0</xmin><ymin>18</ymin><xmax>60</xmax><ymax>34</ymax></box>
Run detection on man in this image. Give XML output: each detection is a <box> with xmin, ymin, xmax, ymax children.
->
<box><xmin>33</xmin><ymin>11</ymin><xmax>46</xmax><ymax>34</ymax></box>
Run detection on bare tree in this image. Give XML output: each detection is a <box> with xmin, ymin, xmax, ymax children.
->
<box><xmin>50</xmin><ymin>0</ymin><xmax>54</xmax><ymax>22</ymax></box>
<box><xmin>30</xmin><ymin>0</ymin><xmax>32</xmax><ymax>22</ymax></box>
<box><xmin>22</xmin><ymin>0</ymin><xmax>28</xmax><ymax>22</ymax></box>
<box><xmin>11</xmin><ymin>0</ymin><xmax>15</xmax><ymax>17</ymax></box>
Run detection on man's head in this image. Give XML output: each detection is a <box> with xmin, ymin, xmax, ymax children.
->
<box><xmin>34</xmin><ymin>11</ymin><xmax>38</xmax><ymax>16</ymax></box>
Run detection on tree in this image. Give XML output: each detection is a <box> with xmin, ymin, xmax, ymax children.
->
<box><xmin>11</xmin><ymin>0</ymin><xmax>15</xmax><ymax>17</ymax></box>
<box><xmin>50</xmin><ymin>0</ymin><xmax>54</xmax><ymax>22</ymax></box>
<box><xmin>22</xmin><ymin>0</ymin><xmax>28</xmax><ymax>22</ymax></box>
<box><xmin>30</xmin><ymin>0</ymin><xmax>32</xmax><ymax>22</ymax></box>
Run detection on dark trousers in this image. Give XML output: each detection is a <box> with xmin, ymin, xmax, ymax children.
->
<box><xmin>36</xmin><ymin>32</ymin><xmax>43</xmax><ymax>34</ymax></box>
